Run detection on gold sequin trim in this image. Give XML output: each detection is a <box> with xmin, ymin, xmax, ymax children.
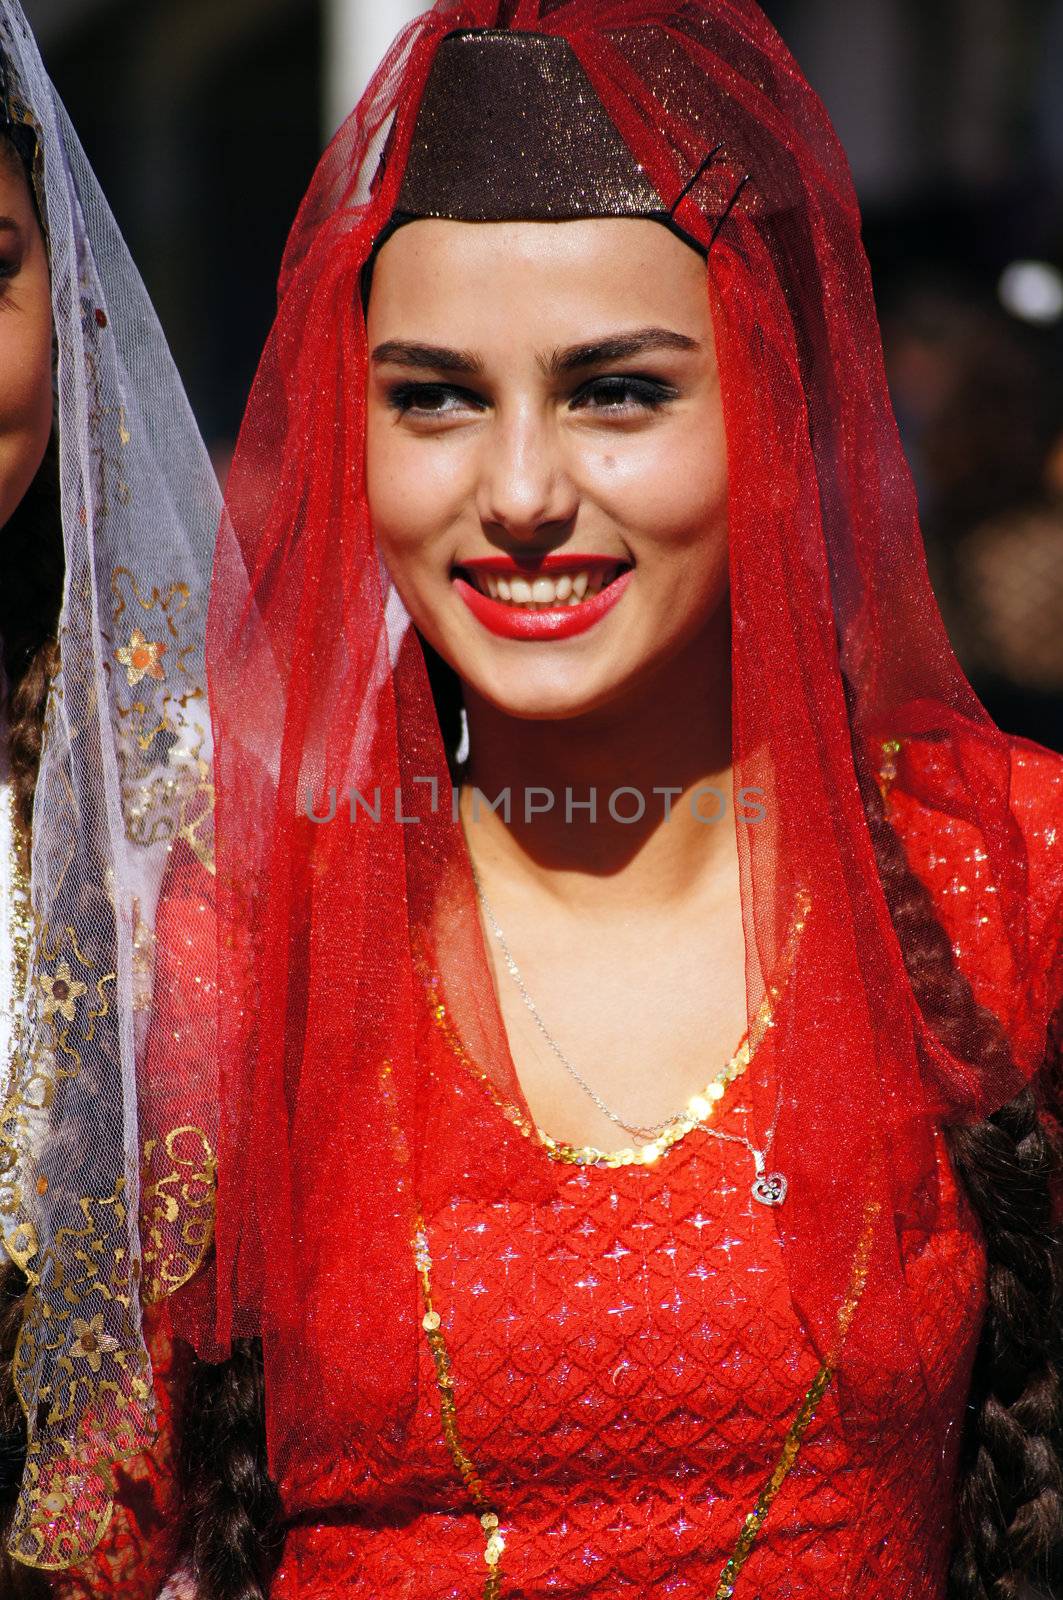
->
<box><xmin>712</xmin><ymin>1180</ymin><xmax>882</xmax><ymax>1597</ymax></box>
<box><xmin>539</xmin><ymin>884</ymin><xmax>811</xmax><ymax>1168</ymax></box>
<box><xmin>414</xmin><ymin>1217</ymin><xmax>506</xmax><ymax>1597</ymax></box>
<box><xmin>414</xmin><ymin>885</ymin><xmax>811</xmax><ymax>1170</ymax></box>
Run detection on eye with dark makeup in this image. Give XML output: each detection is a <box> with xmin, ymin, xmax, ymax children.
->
<box><xmin>0</xmin><ymin>222</ymin><xmax>25</xmax><ymax>299</ymax></box>
<box><xmin>568</xmin><ymin>374</ymin><xmax>678</xmax><ymax>412</ymax></box>
<box><xmin>386</xmin><ymin>381</ymin><xmax>485</xmax><ymax>417</ymax></box>
<box><xmin>385</xmin><ymin>373</ymin><xmax>679</xmax><ymax>418</ymax></box>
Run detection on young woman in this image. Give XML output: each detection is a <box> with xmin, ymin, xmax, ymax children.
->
<box><xmin>21</xmin><ymin>2</ymin><xmax>1063</xmax><ymax>1597</ymax></box>
<box><xmin>0</xmin><ymin>3</ymin><xmax>217</xmax><ymax>1592</ymax></box>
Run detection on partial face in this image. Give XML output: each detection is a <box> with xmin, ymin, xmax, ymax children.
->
<box><xmin>0</xmin><ymin>142</ymin><xmax>53</xmax><ymax>532</ymax></box>
<box><xmin>365</xmin><ymin>217</ymin><xmax>728</xmax><ymax>720</ymax></box>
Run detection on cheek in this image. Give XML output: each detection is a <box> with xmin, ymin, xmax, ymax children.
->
<box><xmin>0</xmin><ymin>279</ymin><xmax>54</xmax><ymax>530</ymax></box>
<box><xmin>587</xmin><ymin>412</ymin><xmax>729</xmax><ymax>564</ymax></box>
<box><xmin>366</xmin><ymin>410</ymin><xmax>464</xmax><ymax>569</ymax></box>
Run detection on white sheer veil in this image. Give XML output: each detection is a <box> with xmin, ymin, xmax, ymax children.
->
<box><xmin>1</xmin><ymin>0</ymin><xmax>218</xmax><ymax>1568</ymax></box>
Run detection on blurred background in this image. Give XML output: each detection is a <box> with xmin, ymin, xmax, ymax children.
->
<box><xmin>21</xmin><ymin>0</ymin><xmax>1063</xmax><ymax>749</ymax></box>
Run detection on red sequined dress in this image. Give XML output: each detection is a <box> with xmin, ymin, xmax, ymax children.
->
<box><xmin>60</xmin><ymin>739</ymin><xmax>1058</xmax><ymax>1598</ymax></box>
<box><xmin>260</xmin><ymin>739</ymin><xmax>1063</xmax><ymax>1600</ymax></box>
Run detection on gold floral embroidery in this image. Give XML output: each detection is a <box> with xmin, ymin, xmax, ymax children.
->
<box><xmin>37</xmin><ymin>959</ymin><xmax>88</xmax><ymax>1023</ymax></box>
<box><xmin>140</xmin><ymin>1125</ymin><xmax>217</xmax><ymax>1303</ymax></box>
<box><xmin>110</xmin><ymin>567</ymin><xmax>215</xmax><ymax>874</ymax></box>
<box><xmin>2</xmin><ymin>919</ymin><xmax>102</xmax><ymax>1242</ymax></box>
<box><xmin>2</xmin><ymin>846</ymin><xmax>214</xmax><ymax>1565</ymax></box>
<box><xmin>2</xmin><ymin>783</ymin><xmax>33</xmax><ymax>1083</ymax></box>
<box><xmin>0</xmin><ymin>211</ymin><xmax>216</xmax><ymax>1565</ymax></box>
<box><xmin>114</xmin><ymin>628</ymin><xmax>167</xmax><ymax>687</ymax></box>
<box><xmin>3</xmin><ymin>1118</ymin><xmax>216</xmax><ymax>1571</ymax></box>
<box><xmin>7</xmin><ymin>1175</ymin><xmax>151</xmax><ymax>1569</ymax></box>
<box><xmin>69</xmin><ymin>1315</ymin><xmax>120</xmax><ymax>1374</ymax></box>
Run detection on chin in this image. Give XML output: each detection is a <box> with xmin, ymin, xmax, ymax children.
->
<box><xmin>465</xmin><ymin>654</ymin><xmax>645</xmax><ymax>723</ymax></box>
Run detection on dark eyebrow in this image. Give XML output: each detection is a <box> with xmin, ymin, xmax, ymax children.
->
<box><xmin>0</xmin><ymin>216</ymin><xmax>21</xmax><ymax>235</ymax></box>
<box><xmin>371</xmin><ymin>327</ymin><xmax>700</xmax><ymax>380</ymax></box>
<box><xmin>547</xmin><ymin>327</ymin><xmax>700</xmax><ymax>375</ymax></box>
<box><xmin>371</xmin><ymin>340</ymin><xmax>483</xmax><ymax>375</ymax></box>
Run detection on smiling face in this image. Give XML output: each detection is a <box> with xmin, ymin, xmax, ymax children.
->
<box><xmin>0</xmin><ymin>140</ymin><xmax>52</xmax><ymax>533</ymax></box>
<box><xmin>365</xmin><ymin>217</ymin><xmax>729</xmax><ymax>722</ymax></box>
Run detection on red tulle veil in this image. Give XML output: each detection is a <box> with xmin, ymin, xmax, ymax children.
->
<box><xmin>144</xmin><ymin>0</ymin><xmax>1062</xmax><ymax>1483</ymax></box>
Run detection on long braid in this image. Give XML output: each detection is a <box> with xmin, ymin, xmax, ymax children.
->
<box><xmin>851</xmin><ymin>735</ymin><xmax>1063</xmax><ymax>1598</ymax></box>
<box><xmin>950</xmin><ymin>1098</ymin><xmax>1063</xmax><ymax>1597</ymax></box>
<box><xmin>177</xmin><ymin>1338</ymin><xmax>281</xmax><ymax>1600</ymax></box>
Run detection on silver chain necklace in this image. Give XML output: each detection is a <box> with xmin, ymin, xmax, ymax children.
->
<box><xmin>468</xmin><ymin>857</ymin><xmax>789</xmax><ymax>1204</ymax></box>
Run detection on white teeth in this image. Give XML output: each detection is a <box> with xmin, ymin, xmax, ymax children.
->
<box><xmin>465</xmin><ymin>565</ymin><xmax>627</xmax><ymax>607</ymax></box>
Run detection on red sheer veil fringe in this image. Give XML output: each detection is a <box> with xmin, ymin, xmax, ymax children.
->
<box><xmin>150</xmin><ymin>0</ymin><xmax>1063</xmax><ymax>1484</ymax></box>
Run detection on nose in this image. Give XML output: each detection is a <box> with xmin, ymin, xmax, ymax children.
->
<box><xmin>475</xmin><ymin>403</ymin><xmax>578</xmax><ymax>540</ymax></box>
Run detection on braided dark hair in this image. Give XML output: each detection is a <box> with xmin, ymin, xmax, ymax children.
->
<box><xmin>177</xmin><ymin>1338</ymin><xmax>281</xmax><ymax>1599</ymax></box>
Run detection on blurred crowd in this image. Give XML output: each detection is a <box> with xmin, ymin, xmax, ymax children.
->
<box><xmin>884</xmin><ymin>278</ymin><xmax>1063</xmax><ymax>749</ymax></box>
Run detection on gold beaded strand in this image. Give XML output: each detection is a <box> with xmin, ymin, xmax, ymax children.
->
<box><xmin>414</xmin><ymin>1218</ymin><xmax>507</xmax><ymax>1596</ymax></box>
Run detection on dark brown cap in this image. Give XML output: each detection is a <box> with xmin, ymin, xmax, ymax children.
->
<box><xmin>397</xmin><ymin>30</ymin><xmax>675</xmax><ymax>227</ymax></box>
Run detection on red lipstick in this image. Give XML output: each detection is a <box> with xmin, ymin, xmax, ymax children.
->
<box><xmin>451</xmin><ymin>557</ymin><xmax>634</xmax><ymax>641</ymax></box>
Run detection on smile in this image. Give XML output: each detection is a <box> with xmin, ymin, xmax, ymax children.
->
<box><xmin>461</xmin><ymin>564</ymin><xmax>627</xmax><ymax>606</ymax></box>
<box><xmin>450</xmin><ymin>558</ymin><xmax>634</xmax><ymax>641</ymax></box>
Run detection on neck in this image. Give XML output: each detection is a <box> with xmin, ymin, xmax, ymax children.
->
<box><xmin>459</xmin><ymin>606</ymin><xmax>735</xmax><ymax>916</ymax></box>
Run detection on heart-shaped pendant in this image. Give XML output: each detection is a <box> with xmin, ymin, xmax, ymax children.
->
<box><xmin>751</xmin><ymin>1171</ymin><xmax>787</xmax><ymax>1206</ymax></box>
